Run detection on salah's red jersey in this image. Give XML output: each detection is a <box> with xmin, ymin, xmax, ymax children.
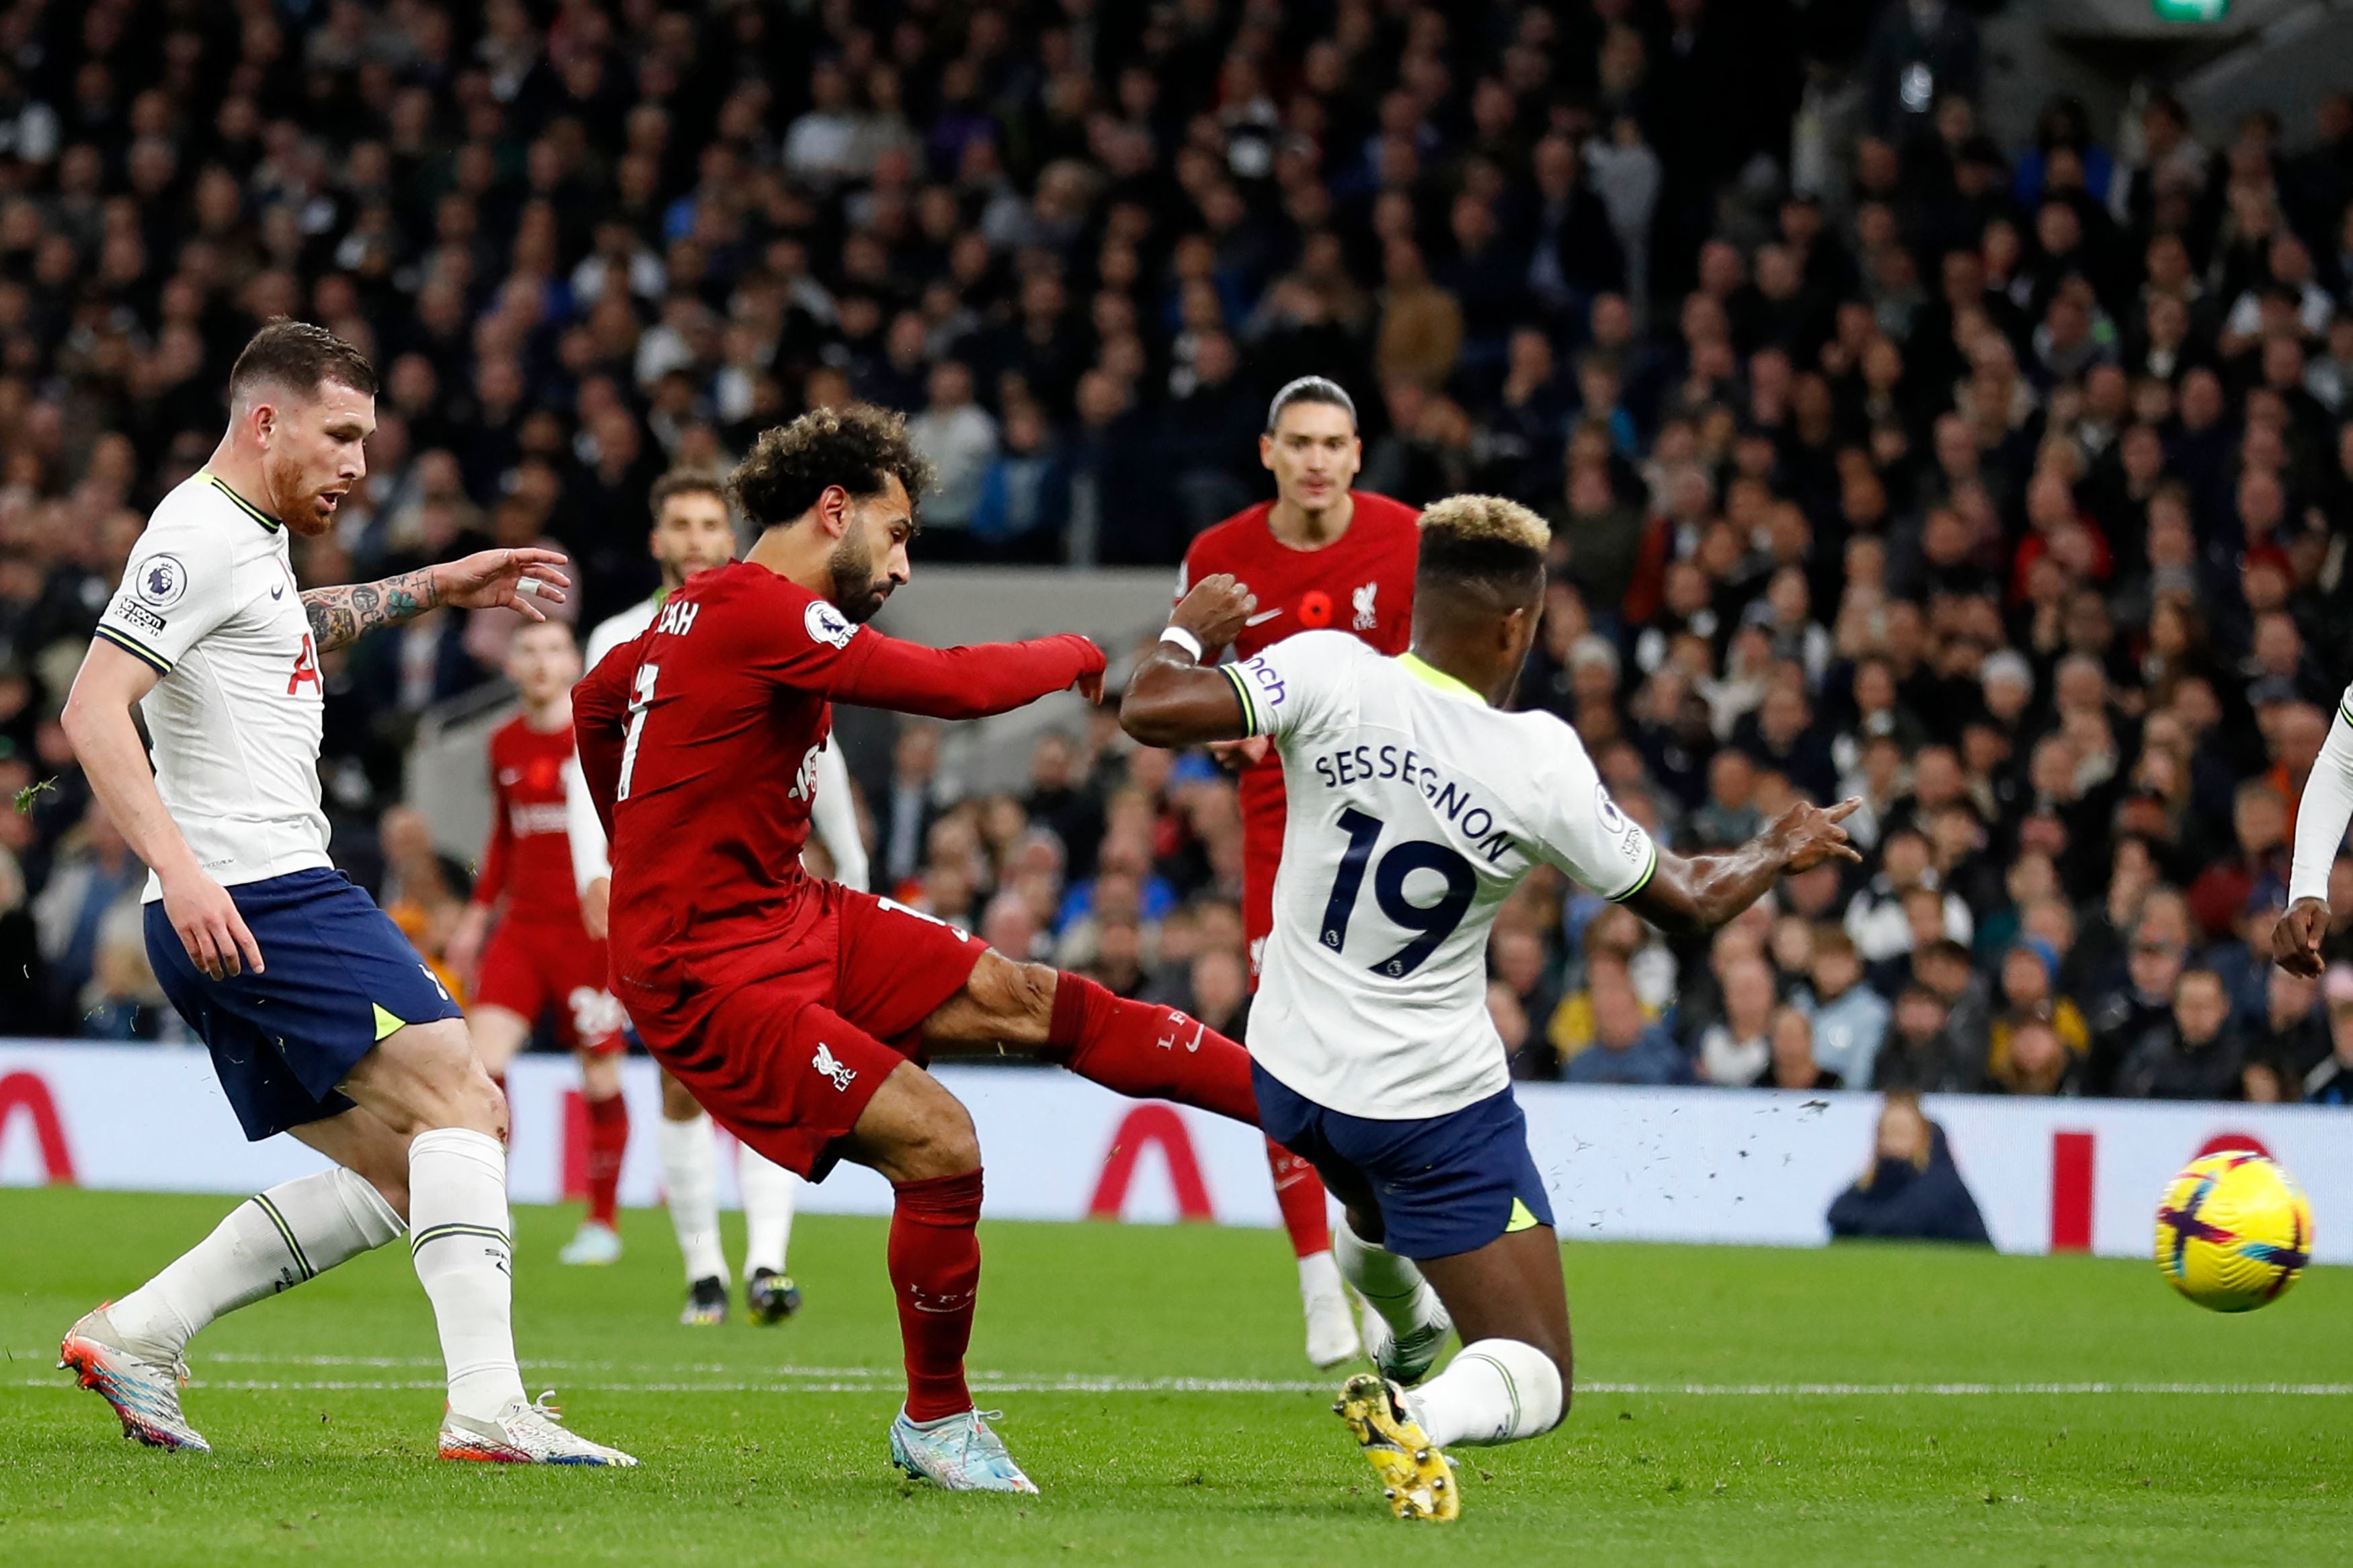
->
<box><xmin>471</xmin><ymin>716</ymin><xmax>588</xmax><ymax>928</ymax></box>
<box><xmin>1178</xmin><ymin>491</ymin><xmax>1422</xmax><ymax>964</ymax></box>
<box><xmin>573</xmin><ymin>559</ymin><xmax>1102</xmax><ymax>1023</ymax></box>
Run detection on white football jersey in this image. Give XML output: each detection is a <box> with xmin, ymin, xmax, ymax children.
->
<box><xmin>95</xmin><ymin>471</ymin><xmax>331</xmax><ymax>901</ymax></box>
<box><xmin>564</xmin><ymin>593</ymin><xmax>868</xmax><ymax>893</ymax></box>
<box><xmin>1228</xmin><ymin>630</ymin><xmax>1656</xmax><ymax>1118</ymax></box>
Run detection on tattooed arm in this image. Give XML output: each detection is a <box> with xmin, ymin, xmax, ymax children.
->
<box><xmin>303</xmin><ymin>567</ymin><xmax>438</xmax><ymax>653</ymax></box>
<box><xmin>300</xmin><ymin>548</ymin><xmax>573</xmax><ymax>653</ymax></box>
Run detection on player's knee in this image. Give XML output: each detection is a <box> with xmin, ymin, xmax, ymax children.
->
<box><xmin>580</xmin><ymin>1052</ymin><xmax>623</xmax><ymax>1100</ymax></box>
<box><xmin>459</xmin><ymin>1062</ymin><xmax>510</xmax><ymax>1142</ymax></box>
<box><xmin>660</xmin><ymin>1073</ymin><xmax>702</xmax><ymax>1121</ymax></box>
<box><xmin>885</xmin><ymin>1076</ymin><xmax>981</xmax><ymax>1182</ymax></box>
<box><xmin>902</xmin><ymin>1095</ymin><xmax>980</xmax><ymax>1181</ymax></box>
<box><xmin>1010</xmin><ymin>962</ymin><xmax>1059</xmax><ymax>1028</ymax></box>
<box><xmin>366</xmin><ymin>1169</ymin><xmax>412</xmax><ymax>1225</ymax></box>
<box><xmin>962</xmin><ymin>951</ymin><xmax>1058</xmax><ymax>1037</ymax></box>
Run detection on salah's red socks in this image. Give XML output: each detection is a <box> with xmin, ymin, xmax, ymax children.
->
<box><xmin>890</xmin><ymin>1169</ymin><xmax>985</xmax><ymax>1422</ymax></box>
<box><xmin>1045</xmin><ymin>973</ymin><xmax>1260</xmax><ymax>1126</ymax></box>
<box><xmin>1267</xmin><ymin>1139</ymin><xmax>1333</xmax><ymax>1258</ymax></box>
<box><xmin>584</xmin><ymin>1091</ymin><xmax>629</xmax><ymax>1228</ymax></box>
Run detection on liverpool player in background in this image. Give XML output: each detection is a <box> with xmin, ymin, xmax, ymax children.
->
<box><xmin>574</xmin><ymin>406</ymin><xmax>1267</xmax><ymax>1493</ymax></box>
<box><xmin>1176</xmin><ymin>377</ymin><xmax>1422</xmax><ymax>1368</ymax></box>
<box><xmin>446</xmin><ymin>619</ymin><xmax>633</xmax><ymax>1267</ymax></box>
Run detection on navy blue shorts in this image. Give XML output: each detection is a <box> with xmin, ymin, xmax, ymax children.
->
<box><xmin>146</xmin><ymin>868</ymin><xmax>465</xmax><ymax>1141</ymax></box>
<box><xmin>1254</xmin><ymin>1061</ymin><xmax>1554</xmax><ymax>1260</ymax></box>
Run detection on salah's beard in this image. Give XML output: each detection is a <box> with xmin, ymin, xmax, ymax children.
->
<box><xmin>828</xmin><ymin>533</ymin><xmax>887</xmax><ymax>623</ymax></box>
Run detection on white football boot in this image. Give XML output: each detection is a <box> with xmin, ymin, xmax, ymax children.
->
<box><xmin>888</xmin><ymin>1408</ymin><xmax>1039</xmax><ymax>1492</ymax></box>
<box><xmin>439</xmin><ymin>1392</ymin><xmax>639</xmax><ymax>1465</ymax></box>
<box><xmin>58</xmin><ymin>1305</ymin><xmax>210</xmax><ymax>1453</ymax></box>
<box><xmin>558</xmin><ymin>1221</ymin><xmax>623</xmax><ymax>1266</ymax></box>
<box><xmin>1304</xmin><ymin>1282</ymin><xmax>1363</xmax><ymax>1368</ymax></box>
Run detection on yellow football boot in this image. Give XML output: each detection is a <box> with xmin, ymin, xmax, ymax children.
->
<box><xmin>1334</xmin><ymin>1372</ymin><xmax>1459</xmax><ymax>1521</ymax></box>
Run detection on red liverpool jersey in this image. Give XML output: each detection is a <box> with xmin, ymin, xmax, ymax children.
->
<box><xmin>1178</xmin><ymin>491</ymin><xmax>1423</xmax><ymax>958</ymax></box>
<box><xmin>574</xmin><ymin>559</ymin><xmax>1102</xmax><ymax>1016</ymax></box>
<box><xmin>472</xmin><ymin>716</ymin><xmax>587</xmax><ymax>927</ymax></box>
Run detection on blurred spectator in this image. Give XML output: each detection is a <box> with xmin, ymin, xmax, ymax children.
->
<box><xmin>32</xmin><ymin>803</ymin><xmax>143</xmax><ymax>1025</ymax></box>
<box><xmin>1872</xmin><ymin>984</ymin><xmax>1977</xmax><ymax>1094</ymax></box>
<box><xmin>2112</xmin><ymin>968</ymin><xmax>2245</xmax><ymax>1101</ymax></box>
<box><xmin>1564</xmin><ymin>960</ymin><xmax>1685</xmax><ymax>1087</ymax></box>
<box><xmin>906</xmin><ymin>360</ymin><xmax>999</xmax><ymax>547</ymax></box>
<box><xmin>1986</xmin><ymin>1017</ymin><xmax>2081</xmax><ymax>1097</ymax></box>
<box><xmin>1188</xmin><ymin>947</ymin><xmax>1249</xmax><ymax>1042</ymax></box>
<box><xmin>878</xmin><ymin>724</ymin><xmax>946</xmax><ymax>895</ymax></box>
<box><xmin>1827</xmin><ymin>1094</ymin><xmax>1991</xmax><ymax>1245</ymax></box>
<box><xmin>1767</xmin><ymin>1006</ymin><xmax>1841</xmax><ymax>1091</ymax></box>
<box><xmin>1796</xmin><ymin>925</ymin><xmax>1888</xmax><ymax>1085</ymax></box>
<box><xmin>1697</xmin><ymin>955</ymin><xmax>1776</xmax><ymax>1087</ymax></box>
<box><xmin>2303</xmin><ymin>966</ymin><xmax>2353</xmax><ymax>1104</ymax></box>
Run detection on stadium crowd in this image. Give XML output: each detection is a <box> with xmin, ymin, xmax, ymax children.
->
<box><xmin>3</xmin><ymin>0</ymin><xmax>2353</xmax><ymax>1105</ymax></box>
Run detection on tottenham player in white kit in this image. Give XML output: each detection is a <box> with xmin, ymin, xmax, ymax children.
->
<box><xmin>2275</xmin><ymin>688</ymin><xmax>2353</xmax><ymax>976</ymax></box>
<box><xmin>559</xmin><ymin>470</ymin><xmax>867</xmax><ymax>1324</ymax></box>
<box><xmin>1123</xmin><ymin>495</ymin><xmax>1858</xmax><ymax>1520</ymax></box>
<box><xmin>55</xmin><ymin>321</ymin><xmax>633</xmax><ymax>1465</ymax></box>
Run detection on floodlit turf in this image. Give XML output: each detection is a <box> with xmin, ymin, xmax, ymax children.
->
<box><xmin>2</xmin><ymin>1188</ymin><xmax>2348</xmax><ymax>1565</ymax></box>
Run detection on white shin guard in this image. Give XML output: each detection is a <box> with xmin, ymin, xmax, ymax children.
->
<box><xmin>657</xmin><ymin>1110</ymin><xmax>729</xmax><ymax>1285</ymax></box>
<box><xmin>1406</xmin><ymin>1337</ymin><xmax>1565</xmax><ymax>1448</ymax></box>
<box><xmin>110</xmin><ymin>1167</ymin><xmax>405</xmax><ymax>1360</ymax></box>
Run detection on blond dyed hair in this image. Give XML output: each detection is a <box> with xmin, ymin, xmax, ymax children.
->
<box><xmin>1418</xmin><ymin>493</ymin><xmax>1551</xmax><ymax>553</ymax></box>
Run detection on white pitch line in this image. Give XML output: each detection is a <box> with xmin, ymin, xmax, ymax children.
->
<box><xmin>16</xmin><ymin>1375</ymin><xmax>2353</xmax><ymax>1397</ymax></box>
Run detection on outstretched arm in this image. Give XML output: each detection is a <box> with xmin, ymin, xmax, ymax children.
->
<box><xmin>831</xmin><ymin>630</ymin><xmax>1107</xmax><ymax>720</ymax></box>
<box><xmin>302</xmin><ymin>548</ymin><xmax>571</xmax><ymax>653</ymax></box>
<box><xmin>2276</xmin><ymin>701</ymin><xmax>2353</xmax><ymax>975</ymax></box>
<box><xmin>1118</xmin><ymin>575</ymin><xmax>1261</xmax><ymax>749</ymax></box>
<box><xmin>1624</xmin><ymin>799</ymin><xmax>1862</xmax><ymax>938</ymax></box>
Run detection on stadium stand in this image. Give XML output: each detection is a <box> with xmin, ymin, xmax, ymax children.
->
<box><xmin>3</xmin><ymin>0</ymin><xmax>2353</xmax><ymax>1107</ymax></box>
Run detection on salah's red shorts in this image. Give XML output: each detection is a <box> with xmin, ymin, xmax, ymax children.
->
<box><xmin>625</xmin><ymin>884</ymin><xmax>990</xmax><ymax>1180</ymax></box>
<box><xmin>474</xmin><ymin>917</ymin><xmax>626</xmax><ymax>1054</ymax></box>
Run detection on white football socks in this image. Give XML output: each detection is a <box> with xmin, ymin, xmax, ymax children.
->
<box><xmin>407</xmin><ymin>1128</ymin><xmax>527</xmax><ymax>1420</ymax></box>
<box><xmin>737</xmin><ymin>1142</ymin><xmax>797</xmax><ymax>1280</ymax></box>
<box><xmin>110</xmin><ymin>1167</ymin><xmax>405</xmax><ymax>1360</ymax></box>
<box><xmin>1333</xmin><ymin>1213</ymin><xmax>1443</xmax><ymax>1338</ymax></box>
<box><xmin>657</xmin><ymin>1110</ymin><xmax>729</xmax><ymax>1285</ymax></box>
<box><xmin>1406</xmin><ymin>1337</ymin><xmax>1565</xmax><ymax>1448</ymax></box>
<box><xmin>1298</xmin><ymin>1247</ymin><xmax>1346</xmax><ymax>1303</ymax></box>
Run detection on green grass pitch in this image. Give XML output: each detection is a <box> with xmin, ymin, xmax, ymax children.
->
<box><xmin>1</xmin><ymin>1186</ymin><xmax>2348</xmax><ymax>1565</ymax></box>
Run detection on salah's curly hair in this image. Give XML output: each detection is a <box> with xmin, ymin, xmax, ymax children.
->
<box><xmin>727</xmin><ymin>404</ymin><xmax>935</xmax><ymax>530</ymax></box>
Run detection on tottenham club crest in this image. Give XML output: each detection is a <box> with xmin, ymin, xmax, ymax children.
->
<box><xmin>804</xmin><ymin>598</ymin><xmax>856</xmax><ymax>649</ymax></box>
<box><xmin>136</xmin><ymin>554</ymin><xmax>190</xmax><ymax>611</ymax></box>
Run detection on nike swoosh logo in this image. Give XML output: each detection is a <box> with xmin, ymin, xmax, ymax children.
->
<box><xmin>270</xmin><ymin>584</ymin><xmax>284</xmax><ymax>600</ymax></box>
<box><xmin>1244</xmin><ymin>608</ymin><xmax>1283</xmax><ymax>626</ymax></box>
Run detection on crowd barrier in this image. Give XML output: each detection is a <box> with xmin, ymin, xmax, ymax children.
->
<box><xmin>1</xmin><ymin>1041</ymin><xmax>2345</xmax><ymax>1262</ymax></box>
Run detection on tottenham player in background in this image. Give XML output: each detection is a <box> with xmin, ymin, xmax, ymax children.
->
<box><xmin>1123</xmin><ymin>496</ymin><xmax>1858</xmax><ymax>1520</ymax></box>
<box><xmin>1177</xmin><ymin>377</ymin><xmax>1421</xmax><ymax>1368</ymax></box>
<box><xmin>562</xmin><ymin>470</ymin><xmax>867</xmax><ymax>1325</ymax></box>
<box><xmin>55</xmin><ymin>321</ymin><xmax>633</xmax><ymax>1466</ymax></box>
